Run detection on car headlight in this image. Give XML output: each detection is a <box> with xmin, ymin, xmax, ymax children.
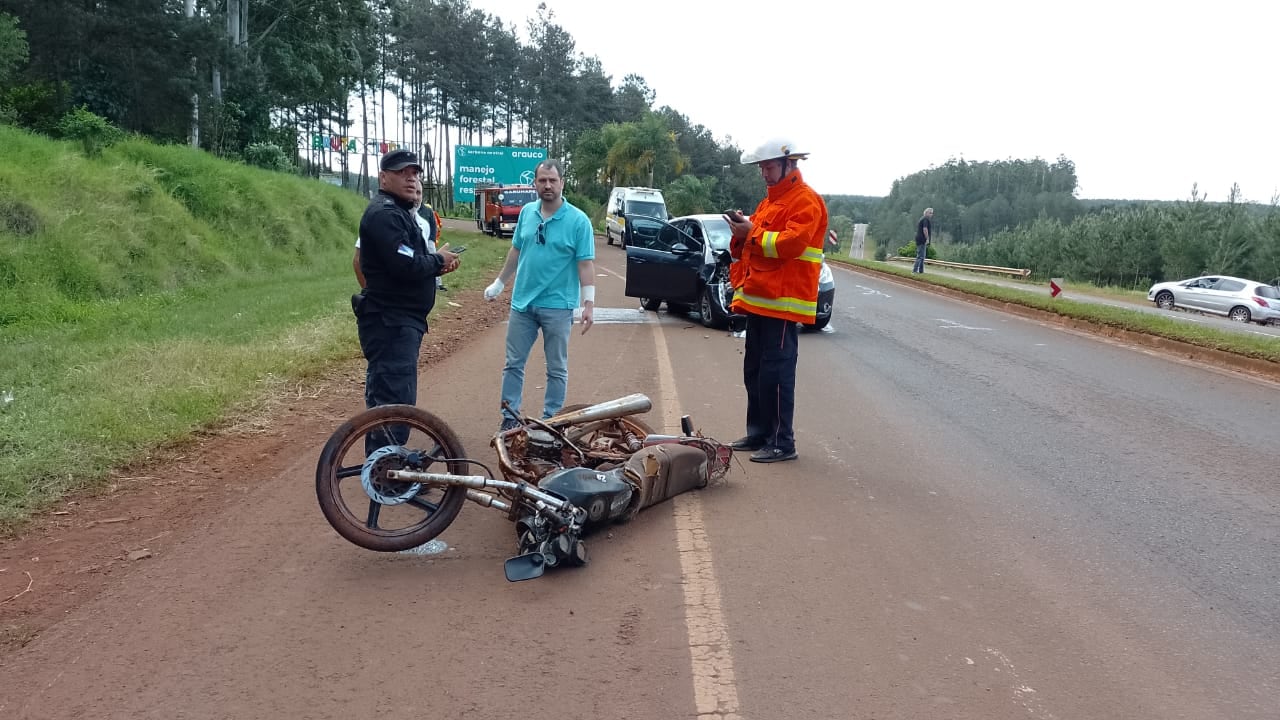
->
<box><xmin>818</xmin><ymin>262</ymin><xmax>833</xmax><ymax>285</ymax></box>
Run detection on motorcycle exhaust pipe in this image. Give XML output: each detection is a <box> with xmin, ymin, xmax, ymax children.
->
<box><xmin>546</xmin><ymin>393</ymin><xmax>652</xmax><ymax>427</ymax></box>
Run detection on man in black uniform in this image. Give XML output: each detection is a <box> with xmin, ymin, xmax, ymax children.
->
<box><xmin>354</xmin><ymin>149</ymin><xmax>460</xmax><ymax>452</ymax></box>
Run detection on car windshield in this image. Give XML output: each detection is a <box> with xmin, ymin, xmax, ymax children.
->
<box><xmin>701</xmin><ymin>216</ymin><xmax>734</xmax><ymax>251</ymax></box>
<box><xmin>498</xmin><ymin>190</ymin><xmax>536</xmax><ymax>206</ymax></box>
<box><xmin>1256</xmin><ymin>284</ymin><xmax>1280</xmax><ymax>300</ymax></box>
<box><xmin>626</xmin><ymin>201</ymin><xmax>666</xmax><ymax>218</ymax></box>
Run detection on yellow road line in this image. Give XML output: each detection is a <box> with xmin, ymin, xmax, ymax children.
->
<box><xmin>653</xmin><ymin>320</ymin><xmax>742</xmax><ymax>720</ymax></box>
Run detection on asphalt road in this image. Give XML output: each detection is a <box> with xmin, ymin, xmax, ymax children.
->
<box><xmin>2</xmin><ymin>236</ymin><xmax>1277</xmax><ymax>719</ymax></box>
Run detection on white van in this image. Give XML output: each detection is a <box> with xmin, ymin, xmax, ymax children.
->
<box><xmin>605</xmin><ymin>187</ymin><xmax>668</xmax><ymax>247</ymax></box>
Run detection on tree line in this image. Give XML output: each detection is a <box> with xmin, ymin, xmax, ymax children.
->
<box><xmin>865</xmin><ymin>156</ymin><xmax>1279</xmax><ymax>287</ymax></box>
<box><xmin>4</xmin><ymin>2</ymin><xmax>1274</xmax><ymax>284</ymax></box>
<box><xmin>945</xmin><ymin>184</ymin><xmax>1280</xmax><ymax>287</ymax></box>
<box><xmin>0</xmin><ymin>0</ymin><xmax>764</xmax><ymax>213</ymax></box>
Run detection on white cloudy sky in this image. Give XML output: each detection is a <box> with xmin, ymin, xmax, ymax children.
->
<box><xmin>467</xmin><ymin>0</ymin><xmax>1278</xmax><ymax>202</ymax></box>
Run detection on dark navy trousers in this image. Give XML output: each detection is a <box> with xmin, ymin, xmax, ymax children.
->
<box><xmin>742</xmin><ymin>314</ymin><xmax>798</xmax><ymax>453</ymax></box>
<box><xmin>357</xmin><ymin>313</ymin><xmax>424</xmax><ymax>454</ymax></box>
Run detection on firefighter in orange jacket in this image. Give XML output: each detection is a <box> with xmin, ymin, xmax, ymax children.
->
<box><xmin>724</xmin><ymin>138</ymin><xmax>829</xmax><ymax>463</ymax></box>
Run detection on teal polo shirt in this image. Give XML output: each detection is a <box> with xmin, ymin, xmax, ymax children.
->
<box><xmin>510</xmin><ymin>199</ymin><xmax>595</xmax><ymax>313</ymax></box>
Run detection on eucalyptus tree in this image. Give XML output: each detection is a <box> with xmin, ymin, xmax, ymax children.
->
<box><xmin>484</xmin><ymin>13</ymin><xmax>523</xmax><ymax>146</ymax></box>
<box><xmin>1258</xmin><ymin>202</ymin><xmax>1280</xmax><ymax>285</ymax></box>
<box><xmin>0</xmin><ymin>11</ymin><xmax>27</xmax><ymax>89</ymax></box>
<box><xmin>1202</xmin><ymin>183</ymin><xmax>1258</xmax><ymax>278</ymax></box>
<box><xmin>614</xmin><ymin>73</ymin><xmax>654</xmax><ymax>120</ymax></box>
<box><xmin>522</xmin><ymin>3</ymin><xmax>579</xmax><ymax>156</ymax></box>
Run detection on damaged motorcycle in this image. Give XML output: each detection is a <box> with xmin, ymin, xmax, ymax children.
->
<box><xmin>314</xmin><ymin>393</ymin><xmax>732</xmax><ymax>581</ymax></box>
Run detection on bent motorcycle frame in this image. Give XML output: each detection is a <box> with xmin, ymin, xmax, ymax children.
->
<box><xmin>384</xmin><ymin>466</ymin><xmax>589</xmax><ymax>581</ymax></box>
<box><xmin>317</xmin><ymin>392</ymin><xmax>727</xmax><ymax>581</ymax></box>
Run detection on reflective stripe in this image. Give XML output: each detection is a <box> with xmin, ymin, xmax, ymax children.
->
<box><xmin>732</xmin><ymin>289</ymin><xmax>817</xmax><ymax>318</ymax></box>
<box><xmin>761</xmin><ymin>231</ymin><xmax>780</xmax><ymax>258</ymax></box>
<box><xmin>800</xmin><ymin>247</ymin><xmax>824</xmax><ymax>263</ymax></box>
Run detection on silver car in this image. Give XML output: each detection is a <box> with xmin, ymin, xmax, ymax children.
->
<box><xmin>1146</xmin><ymin>275</ymin><xmax>1280</xmax><ymax>325</ymax></box>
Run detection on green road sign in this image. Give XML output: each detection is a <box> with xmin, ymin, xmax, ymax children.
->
<box><xmin>453</xmin><ymin>145</ymin><xmax>548</xmax><ymax>202</ymax></box>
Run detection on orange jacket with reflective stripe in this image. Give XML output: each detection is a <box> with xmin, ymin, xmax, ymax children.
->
<box><xmin>729</xmin><ymin>170</ymin><xmax>828</xmax><ymax>323</ymax></box>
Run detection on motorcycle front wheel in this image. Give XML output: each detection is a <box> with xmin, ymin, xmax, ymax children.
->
<box><xmin>316</xmin><ymin>404</ymin><xmax>469</xmax><ymax>552</ymax></box>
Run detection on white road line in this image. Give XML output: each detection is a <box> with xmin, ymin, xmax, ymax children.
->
<box><xmin>572</xmin><ymin>306</ymin><xmax>652</xmax><ymax>324</ymax></box>
<box><xmin>936</xmin><ymin>318</ymin><xmax>993</xmax><ymax>331</ymax></box>
<box><xmin>653</xmin><ymin>321</ymin><xmax>742</xmax><ymax>720</ymax></box>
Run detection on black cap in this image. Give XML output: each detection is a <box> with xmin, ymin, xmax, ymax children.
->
<box><xmin>380</xmin><ymin>149</ymin><xmax>422</xmax><ymax>172</ymax></box>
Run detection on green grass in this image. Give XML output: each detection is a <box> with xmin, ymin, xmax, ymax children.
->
<box><xmin>0</xmin><ymin>125</ymin><xmax>511</xmax><ymax>528</ymax></box>
<box><xmin>836</xmin><ymin>258</ymin><xmax>1280</xmax><ymax>362</ymax></box>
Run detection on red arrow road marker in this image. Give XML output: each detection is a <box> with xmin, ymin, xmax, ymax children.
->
<box><xmin>1049</xmin><ymin>279</ymin><xmax>1062</xmax><ymax>298</ymax></box>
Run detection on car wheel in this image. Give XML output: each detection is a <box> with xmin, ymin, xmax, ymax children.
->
<box><xmin>606</xmin><ymin>229</ymin><xmax>614</xmax><ymax>246</ymax></box>
<box><xmin>1154</xmin><ymin>291</ymin><xmax>1175</xmax><ymax>310</ymax></box>
<box><xmin>699</xmin><ymin>287</ymin><xmax>719</xmax><ymax>328</ymax></box>
<box><xmin>1228</xmin><ymin>306</ymin><xmax>1251</xmax><ymax>323</ymax></box>
<box><xmin>640</xmin><ymin>298</ymin><xmax>662</xmax><ymax>311</ymax></box>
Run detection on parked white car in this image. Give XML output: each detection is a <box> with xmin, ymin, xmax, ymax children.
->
<box><xmin>1146</xmin><ymin>275</ymin><xmax>1280</xmax><ymax>325</ymax></box>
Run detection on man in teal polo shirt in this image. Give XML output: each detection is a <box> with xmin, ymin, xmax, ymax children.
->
<box><xmin>484</xmin><ymin>159</ymin><xmax>596</xmax><ymax>431</ymax></box>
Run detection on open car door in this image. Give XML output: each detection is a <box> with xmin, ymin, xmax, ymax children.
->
<box><xmin>623</xmin><ymin>216</ymin><xmax>703</xmax><ymax>306</ymax></box>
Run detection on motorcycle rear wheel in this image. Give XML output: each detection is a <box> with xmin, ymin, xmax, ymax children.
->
<box><xmin>316</xmin><ymin>404</ymin><xmax>469</xmax><ymax>552</ymax></box>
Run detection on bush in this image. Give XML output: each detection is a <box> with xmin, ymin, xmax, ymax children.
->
<box><xmin>0</xmin><ymin>194</ymin><xmax>40</xmax><ymax>236</ymax></box>
<box><xmin>565</xmin><ymin>190</ymin><xmax>602</xmax><ymax>221</ymax></box>
<box><xmin>897</xmin><ymin>242</ymin><xmax>937</xmax><ymax>259</ymax></box>
<box><xmin>56</xmin><ymin>106</ymin><xmax>123</xmax><ymax>157</ymax></box>
<box><xmin>243</xmin><ymin>141</ymin><xmax>293</xmax><ymax>172</ymax></box>
<box><xmin>3</xmin><ymin>81</ymin><xmax>68</xmax><ymax>133</ymax></box>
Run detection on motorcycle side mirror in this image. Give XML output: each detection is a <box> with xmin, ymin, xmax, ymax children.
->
<box><xmin>504</xmin><ymin>552</ymin><xmax>547</xmax><ymax>582</ymax></box>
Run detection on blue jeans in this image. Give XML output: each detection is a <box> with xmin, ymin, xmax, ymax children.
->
<box><xmin>913</xmin><ymin>243</ymin><xmax>927</xmax><ymax>273</ymax></box>
<box><xmin>501</xmin><ymin>306</ymin><xmax>573</xmax><ymax>421</ymax></box>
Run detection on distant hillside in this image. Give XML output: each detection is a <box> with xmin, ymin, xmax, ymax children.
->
<box><xmin>0</xmin><ymin>125</ymin><xmax>368</xmax><ymax>327</ymax></box>
<box><xmin>824</xmin><ymin>194</ymin><xmax>883</xmax><ymax>224</ymax></box>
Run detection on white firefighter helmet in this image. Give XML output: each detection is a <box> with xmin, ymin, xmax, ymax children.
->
<box><xmin>740</xmin><ymin>138</ymin><xmax>809</xmax><ymax>165</ymax></box>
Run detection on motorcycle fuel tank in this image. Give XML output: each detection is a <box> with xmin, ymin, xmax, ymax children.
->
<box><xmin>537</xmin><ymin>466</ymin><xmax>634</xmax><ymax>529</ymax></box>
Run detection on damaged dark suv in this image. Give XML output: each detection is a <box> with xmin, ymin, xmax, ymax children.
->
<box><xmin>622</xmin><ymin>213</ymin><xmax>834</xmax><ymax>331</ymax></box>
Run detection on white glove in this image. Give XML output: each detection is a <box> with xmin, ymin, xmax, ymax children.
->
<box><xmin>484</xmin><ymin>278</ymin><xmax>505</xmax><ymax>301</ymax></box>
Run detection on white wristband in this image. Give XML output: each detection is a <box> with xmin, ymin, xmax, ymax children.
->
<box><xmin>581</xmin><ymin>285</ymin><xmax>596</xmax><ymax>304</ymax></box>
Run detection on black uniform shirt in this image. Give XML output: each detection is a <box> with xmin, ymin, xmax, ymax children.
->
<box><xmin>358</xmin><ymin>189</ymin><xmax>445</xmax><ymax>331</ymax></box>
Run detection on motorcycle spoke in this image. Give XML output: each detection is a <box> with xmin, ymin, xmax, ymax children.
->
<box><xmin>407</xmin><ymin>495</ymin><xmax>441</xmax><ymax>513</ymax></box>
<box><xmin>336</xmin><ymin>464</ymin><xmax>362</xmax><ymax>479</ymax></box>
<box><xmin>365</xmin><ymin>500</ymin><xmax>382</xmax><ymax>529</ymax></box>
<box><xmin>418</xmin><ymin>442</ymin><xmax>447</xmax><ymax>464</ymax></box>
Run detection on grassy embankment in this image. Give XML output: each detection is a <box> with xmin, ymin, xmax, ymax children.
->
<box><xmin>834</xmin><ymin>257</ymin><xmax>1280</xmax><ymax>363</ymax></box>
<box><xmin>0</xmin><ymin>126</ymin><xmax>507</xmax><ymax>528</ymax></box>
